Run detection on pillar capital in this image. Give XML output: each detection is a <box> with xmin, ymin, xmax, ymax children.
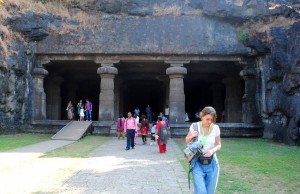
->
<box><xmin>164</xmin><ymin>60</ymin><xmax>190</xmax><ymax>67</ymax></box>
<box><xmin>166</xmin><ymin>66</ymin><xmax>187</xmax><ymax>76</ymax></box>
<box><xmin>94</xmin><ymin>60</ymin><xmax>120</xmax><ymax>67</ymax></box>
<box><xmin>240</xmin><ymin>67</ymin><xmax>256</xmax><ymax>79</ymax></box>
<box><xmin>97</xmin><ymin>66</ymin><xmax>118</xmax><ymax>75</ymax></box>
<box><xmin>39</xmin><ymin>60</ymin><xmax>51</xmax><ymax>66</ymax></box>
<box><xmin>33</xmin><ymin>67</ymin><xmax>48</xmax><ymax>77</ymax></box>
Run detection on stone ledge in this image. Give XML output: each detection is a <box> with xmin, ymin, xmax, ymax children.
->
<box><xmin>27</xmin><ymin>120</ymin><xmax>263</xmax><ymax>138</ymax></box>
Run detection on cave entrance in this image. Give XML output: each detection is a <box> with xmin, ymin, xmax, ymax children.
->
<box><xmin>43</xmin><ymin>59</ymin><xmax>244</xmax><ymax>123</ymax></box>
<box><xmin>116</xmin><ymin>61</ymin><xmax>168</xmax><ymax>120</ymax></box>
<box><xmin>184</xmin><ymin>61</ymin><xmax>243</xmax><ymax>123</ymax></box>
<box><xmin>121</xmin><ymin>79</ymin><xmax>165</xmax><ymax>119</ymax></box>
<box><xmin>44</xmin><ymin>60</ymin><xmax>100</xmax><ymax>120</ymax></box>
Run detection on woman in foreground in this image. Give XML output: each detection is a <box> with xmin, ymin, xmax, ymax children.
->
<box><xmin>185</xmin><ymin>106</ymin><xmax>221</xmax><ymax>194</ymax></box>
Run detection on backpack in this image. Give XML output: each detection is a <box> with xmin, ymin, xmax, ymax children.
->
<box><xmin>183</xmin><ymin>123</ymin><xmax>198</xmax><ymax>162</ymax></box>
<box><xmin>159</xmin><ymin>121</ymin><xmax>169</xmax><ymax>144</ymax></box>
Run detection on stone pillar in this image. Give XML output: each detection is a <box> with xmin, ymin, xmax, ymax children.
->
<box><xmin>46</xmin><ymin>76</ymin><xmax>64</xmax><ymax>120</ymax></box>
<box><xmin>222</xmin><ymin>77</ymin><xmax>243</xmax><ymax>122</ymax></box>
<box><xmin>165</xmin><ymin>60</ymin><xmax>189</xmax><ymax>123</ymax></box>
<box><xmin>240</xmin><ymin>67</ymin><xmax>259</xmax><ymax>123</ymax></box>
<box><xmin>210</xmin><ymin>83</ymin><xmax>224</xmax><ymax>122</ymax></box>
<box><xmin>97</xmin><ymin>60</ymin><xmax>119</xmax><ymax>121</ymax></box>
<box><xmin>32</xmin><ymin>67</ymin><xmax>48</xmax><ymax>120</ymax></box>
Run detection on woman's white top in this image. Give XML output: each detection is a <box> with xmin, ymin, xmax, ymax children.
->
<box><xmin>189</xmin><ymin>122</ymin><xmax>220</xmax><ymax>153</ymax></box>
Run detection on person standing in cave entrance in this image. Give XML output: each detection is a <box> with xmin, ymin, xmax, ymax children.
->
<box><xmin>165</xmin><ymin>105</ymin><xmax>169</xmax><ymax>120</ymax></box>
<box><xmin>145</xmin><ymin>105</ymin><xmax>152</xmax><ymax>123</ymax></box>
<box><xmin>79</xmin><ymin>105</ymin><xmax>85</xmax><ymax>121</ymax></box>
<box><xmin>77</xmin><ymin>100</ymin><xmax>83</xmax><ymax>121</ymax></box>
<box><xmin>66</xmin><ymin>101</ymin><xmax>74</xmax><ymax>120</ymax></box>
<box><xmin>85</xmin><ymin>99</ymin><xmax>92</xmax><ymax>121</ymax></box>
<box><xmin>134</xmin><ymin>107</ymin><xmax>140</xmax><ymax>117</ymax></box>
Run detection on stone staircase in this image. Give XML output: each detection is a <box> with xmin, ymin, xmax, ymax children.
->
<box><xmin>51</xmin><ymin>121</ymin><xmax>92</xmax><ymax>141</ymax></box>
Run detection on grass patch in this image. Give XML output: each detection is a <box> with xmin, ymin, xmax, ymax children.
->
<box><xmin>0</xmin><ymin>133</ymin><xmax>52</xmax><ymax>152</ymax></box>
<box><xmin>174</xmin><ymin>138</ymin><xmax>300</xmax><ymax>194</ymax></box>
<box><xmin>41</xmin><ymin>135</ymin><xmax>111</xmax><ymax>158</ymax></box>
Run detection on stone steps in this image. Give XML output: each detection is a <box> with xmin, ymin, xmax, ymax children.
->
<box><xmin>51</xmin><ymin>121</ymin><xmax>92</xmax><ymax>141</ymax></box>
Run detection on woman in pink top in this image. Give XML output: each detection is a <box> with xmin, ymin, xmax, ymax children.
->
<box><xmin>117</xmin><ymin>114</ymin><xmax>125</xmax><ymax>140</ymax></box>
<box><xmin>124</xmin><ymin>112</ymin><xmax>138</xmax><ymax>150</ymax></box>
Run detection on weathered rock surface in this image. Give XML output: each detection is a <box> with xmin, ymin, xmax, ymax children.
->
<box><xmin>0</xmin><ymin>0</ymin><xmax>299</xmax><ymax>145</ymax></box>
<box><xmin>37</xmin><ymin>15</ymin><xmax>251</xmax><ymax>55</ymax></box>
<box><xmin>249</xmin><ymin>20</ymin><xmax>300</xmax><ymax>145</ymax></box>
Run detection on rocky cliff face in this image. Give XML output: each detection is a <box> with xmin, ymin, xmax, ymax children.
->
<box><xmin>255</xmin><ymin>21</ymin><xmax>300</xmax><ymax>145</ymax></box>
<box><xmin>0</xmin><ymin>0</ymin><xmax>299</xmax><ymax>144</ymax></box>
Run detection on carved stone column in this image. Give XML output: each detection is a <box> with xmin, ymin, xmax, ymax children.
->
<box><xmin>46</xmin><ymin>76</ymin><xmax>64</xmax><ymax>120</ymax></box>
<box><xmin>165</xmin><ymin>60</ymin><xmax>189</xmax><ymax>123</ymax></box>
<box><xmin>97</xmin><ymin>60</ymin><xmax>119</xmax><ymax>121</ymax></box>
<box><xmin>222</xmin><ymin>77</ymin><xmax>243</xmax><ymax>122</ymax></box>
<box><xmin>240</xmin><ymin>66</ymin><xmax>259</xmax><ymax>123</ymax></box>
<box><xmin>210</xmin><ymin>83</ymin><xmax>224</xmax><ymax>122</ymax></box>
<box><xmin>32</xmin><ymin>67</ymin><xmax>48</xmax><ymax>120</ymax></box>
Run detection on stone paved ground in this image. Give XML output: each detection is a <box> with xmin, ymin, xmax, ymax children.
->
<box><xmin>0</xmin><ymin>137</ymin><xmax>191</xmax><ymax>194</ymax></box>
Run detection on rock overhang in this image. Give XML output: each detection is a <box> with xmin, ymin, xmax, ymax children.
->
<box><xmin>36</xmin><ymin>15</ymin><xmax>252</xmax><ymax>56</ymax></box>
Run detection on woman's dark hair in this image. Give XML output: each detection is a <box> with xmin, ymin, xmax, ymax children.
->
<box><xmin>200</xmin><ymin>106</ymin><xmax>217</xmax><ymax>123</ymax></box>
<box><xmin>158</xmin><ymin>116</ymin><xmax>163</xmax><ymax>121</ymax></box>
<box><xmin>119</xmin><ymin>114</ymin><xmax>123</xmax><ymax>118</ymax></box>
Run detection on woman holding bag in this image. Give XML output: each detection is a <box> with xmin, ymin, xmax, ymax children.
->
<box><xmin>185</xmin><ymin>106</ymin><xmax>221</xmax><ymax>194</ymax></box>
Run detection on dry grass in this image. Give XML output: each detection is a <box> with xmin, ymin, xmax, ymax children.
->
<box><xmin>153</xmin><ymin>4</ymin><xmax>181</xmax><ymax>16</ymax></box>
<box><xmin>0</xmin><ymin>0</ymin><xmax>102</xmax><ymax>37</ymax></box>
<box><xmin>72</xmin><ymin>11</ymin><xmax>100</xmax><ymax>30</ymax></box>
<box><xmin>0</xmin><ymin>24</ymin><xmax>13</xmax><ymax>58</ymax></box>
<box><xmin>241</xmin><ymin>16</ymin><xmax>296</xmax><ymax>43</ymax></box>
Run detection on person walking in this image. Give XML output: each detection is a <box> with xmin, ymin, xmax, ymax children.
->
<box><xmin>185</xmin><ymin>106</ymin><xmax>221</xmax><ymax>194</ymax></box>
<box><xmin>155</xmin><ymin>116</ymin><xmax>169</xmax><ymax>153</ymax></box>
<box><xmin>124</xmin><ymin>112</ymin><xmax>138</xmax><ymax>150</ymax></box>
<box><xmin>66</xmin><ymin>101</ymin><xmax>74</xmax><ymax>120</ymax></box>
<box><xmin>150</xmin><ymin>121</ymin><xmax>156</xmax><ymax>145</ymax></box>
<box><xmin>145</xmin><ymin>105</ymin><xmax>152</xmax><ymax>123</ymax></box>
<box><xmin>140</xmin><ymin>115</ymin><xmax>149</xmax><ymax>145</ymax></box>
<box><xmin>117</xmin><ymin>114</ymin><xmax>125</xmax><ymax>140</ymax></box>
<box><xmin>85</xmin><ymin>99</ymin><xmax>92</xmax><ymax>121</ymax></box>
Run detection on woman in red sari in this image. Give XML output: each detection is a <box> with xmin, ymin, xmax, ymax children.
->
<box><xmin>155</xmin><ymin>116</ymin><xmax>168</xmax><ymax>153</ymax></box>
